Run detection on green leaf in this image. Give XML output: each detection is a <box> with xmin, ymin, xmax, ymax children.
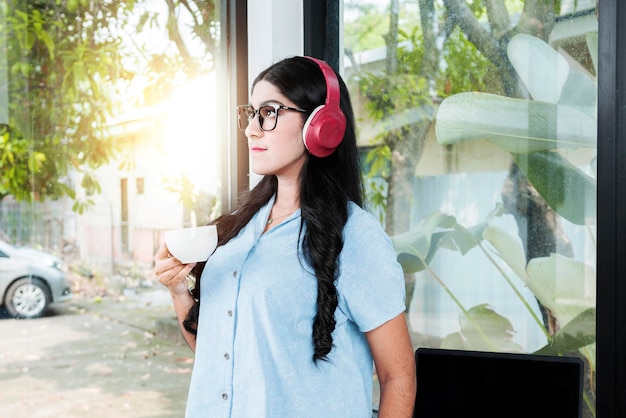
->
<box><xmin>558</xmin><ymin>71</ymin><xmax>596</xmax><ymax>117</ymax></box>
<box><xmin>57</xmin><ymin>183</ymin><xmax>76</xmax><ymax>199</ymax></box>
<box><xmin>38</xmin><ymin>30</ymin><xmax>56</xmax><ymax>59</ymax></box>
<box><xmin>526</xmin><ymin>253</ymin><xmax>596</xmax><ymax>328</ymax></box>
<box><xmin>391</xmin><ymin>211</ymin><xmax>457</xmax><ymax>273</ymax></box>
<box><xmin>507</xmin><ymin>34</ymin><xmax>570</xmax><ymax>103</ymax></box>
<box><xmin>364</xmin><ymin>145</ymin><xmax>391</xmax><ymax>178</ymax></box>
<box><xmin>440</xmin><ymin>332</ymin><xmax>465</xmax><ymax>349</ymax></box>
<box><xmin>534</xmin><ymin>308</ymin><xmax>596</xmax><ymax>355</ymax></box>
<box><xmin>67</xmin><ymin>0</ymin><xmax>79</xmax><ymax>13</ymax></box>
<box><xmin>436</xmin><ymin>92</ymin><xmax>596</xmax><ymax>152</ymax></box>
<box><xmin>512</xmin><ymin>151</ymin><xmax>597</xmax><ymax>225</ymax></box>
<box><xmin>482</xmin><ymin>225</ymin><xmax>528</xmax><ymax>283</ymax></box>
<box><xmin>392</xmin><ymin>205</ymin><xmax>504</xmax><ymax>273</ymax></box>
<box><xmin>27</xmin><ymin>151</ymin><xmax>46</xmax><ymax>172</ymax></box>
<box><xmin>443</xmin><ymin>304</ymin><xmax>526</xmax><ymax>353</ymax></box>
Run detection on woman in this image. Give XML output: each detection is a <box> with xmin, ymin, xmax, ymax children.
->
<box><xmin>154</xmin><ymin>56</ymin><xmax>416</xmax><ymax>417</ymax></box>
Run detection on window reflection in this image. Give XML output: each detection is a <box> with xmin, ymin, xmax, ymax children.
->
<box><xmin>344</xmin><ymin>0</ymin><xmax>597</xmax><ymax>415</ymax></box>
<box><xmin>0</xmin><ymin>1</ymin><xmax>222</xmax><ymax>415</ymax></box>
<box><xmin>0</xmin><ymin>1</ymin><xmax>222</xmax><ymax>265</ymax></box>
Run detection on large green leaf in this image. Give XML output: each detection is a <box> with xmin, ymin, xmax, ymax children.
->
<box><xmin>441</xmin><ymin>304</ymin><xmax>525</xmax><ymax>353</ymax></box>
<box><xmin>558</xmin><ymin>70</ymin><xmax>597</xmax><ymax>117</ymax></box>
<box><xmin>435</xmin><ymin>92</ymin><xmax>596</xmax><ymax>152</ymax></box>
<box><xmin>507</xmin><ymin>33</ymin><xmax>597</xmax><ymax>113</ymax></box>
<box><xmin>435</xmin><ymin>33</ymin><xmax>597</xmax><ymax>226</ymax></box>
<box><xmin>392</xmin><ymin>211</ymin><xmax>457</xmax><ymax>273</ymax></box>
<box><xmin>526</xmin><ymin>253</ymin><xmax>596</xmax><ymax>328</ymax></box>
<box><xmin>507</xmin><ymin>34</ymin><xmax>570</xmax><ymax>104</ymax></box>
<box><xmin>534</xmin><ymin>308</ymin><xmax>596</xmax><ymax>355</ymax></box>
<box><xmin>392</xmin><ymin>210</ymin><xmax>493</xmax><ymax>273</ymax></box>
<box><xmin>512</xmin><ymin>151</ymin><xmax>597</xmax><ymax>225</ymax></box>
<box><xmin>482</xmin><ymin>226</ymin><xmax>528</xmax><ymax>283</ymax></box>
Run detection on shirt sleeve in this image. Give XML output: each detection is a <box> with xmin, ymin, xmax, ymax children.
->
<box><xmin>336</xmin><ymin>205</ymin><xmax>407</xmax><ymax>333</ymax></box>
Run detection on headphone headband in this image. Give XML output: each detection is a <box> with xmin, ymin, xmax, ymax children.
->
<box><xmin>305</xmin><ymin>56</ymin><xmax>341</xmax><ymax>109</ymax></box>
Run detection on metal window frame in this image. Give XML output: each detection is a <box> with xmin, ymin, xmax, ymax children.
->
<box><xmin>597</xmin><ymin>0</ymin><xmax>626</xmax><ymax>416</ymax></box>
<box><xmin>303</xmin><ymin>0</ymin><xmax>341</xmax><ymax>68</ymax></box>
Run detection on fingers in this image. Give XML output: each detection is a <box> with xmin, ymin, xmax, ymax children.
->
<box><xmin>155</xmin><ymin>243</ymin><xmax>172</xmax><ymax>261</ymax></box>
<box><xmin>154</xmin><ymin>243</ymin><xmax>197</xmax><ymax>294</ymax></box>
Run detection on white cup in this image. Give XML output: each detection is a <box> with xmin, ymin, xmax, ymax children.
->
<box><xmin>164</xmin><ymin>225</ymin><xmax>218</xmax><ymax>264</ymax></box>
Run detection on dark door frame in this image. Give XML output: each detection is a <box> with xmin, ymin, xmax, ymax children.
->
<box><xmin>219</xmin><ymin>0</ymin><xmax>249</xmax><ymax>214</ymax></box>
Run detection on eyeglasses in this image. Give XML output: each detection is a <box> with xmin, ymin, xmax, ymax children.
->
<box><xmin>236</xmin><ymin>103</ymin><xmax>307</xmax><ymax>132</ymax></box>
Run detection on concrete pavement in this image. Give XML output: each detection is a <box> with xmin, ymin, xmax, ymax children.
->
<box><xmin>0</xmin><ymin>288</ymin><xmax>192</xmax><ymax>418</ymax></box>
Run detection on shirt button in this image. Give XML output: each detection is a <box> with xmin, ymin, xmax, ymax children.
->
<box><xmin>224</xmin><ymin>353</ymin><xmax>230</xmax><ymax>360</ymax></box>
<box><xmin>222</xmin><ymin>393</ymin><xmax>228</xmax><ymax>400</ymax></box>
<box><xmin>227</xmin><ymin>310</ymin><xmax>233</xmax><ymax>317</ymax></box>
<box><xmin>232</xmin><ymin>271</ymin><xmax>237</xmax><ymax>278</ymax></box>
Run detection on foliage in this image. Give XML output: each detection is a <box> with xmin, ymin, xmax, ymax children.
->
<box><xmin>436</xmin><ymin>33</ymin><xmax>597</xmax><ymax>225</ymax></box>
<box><xmin>353</xmin><ymin>3</ymin><xmax>497</xmax><ymax>223</ymax></box>
<box><xmin>437</xmin><ymin>26</ymin><xmax>502</xmax><ymax>97</ymax></box>
<box><xmin>391</xmin><ymin>207</ymin><xmax>595</xmax><ymax>356</ymax></box>
<box><xmin>347</xmin><ymin>0</ymin><xmax>596</xmax><ymax>413</ymax></box>
<box><xmin>358</xmin><ymin>71</ymin><xmax>430</xmax><ymax>122</ymax></box>
<box><xmin>343</xmin><ymin>2</ymin><xmax>389</xmax><ymax>53</ymax></box>
<box><xmin>0</xmin><ymin>1</ymin><xmax>133</xmax><ymax>208</ymax></box>
<box><xmin>0</xmin><ymin>0</ymin><xmax>219</xmax><ymax>211</ymax></box>
<box><xmin>344</xmin><ymin>0</ymin><xmax>421</xmax><ymax>54</ymax></box>
<box><xmin>433</xmin><ymin>31</ymin><xmax>597</xmax><ymax>414</ymax></box>
<box><xmin>163</xmin><ymin>174</ymin><xmax>197</xmax><ymax>210</ymax></box>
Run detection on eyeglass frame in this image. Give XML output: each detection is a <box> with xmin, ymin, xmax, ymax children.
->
<box><xmin>236</xmin><ymin>103</ymin><xmax>308</xmax><ymax>132</ymax></box>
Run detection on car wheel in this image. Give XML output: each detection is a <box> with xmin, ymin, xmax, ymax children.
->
<box><xmin>4</xmin><ymin>277</ymin><xmax>51</xmax><ymax>319</ymax></box>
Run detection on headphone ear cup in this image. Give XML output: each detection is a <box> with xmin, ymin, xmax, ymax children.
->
<box><xmin>302</xmin><ymin>104</ymin><xmax>347</xmax><ymax>157</ymax></box>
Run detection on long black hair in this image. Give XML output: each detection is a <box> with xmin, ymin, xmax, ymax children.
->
<box><xmin>184</xmin><ymin>56</ymin><xmax>364</xmax><ymax>362</ymax></box>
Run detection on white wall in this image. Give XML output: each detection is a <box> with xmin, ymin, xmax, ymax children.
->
<box><xmin>247</xmin><ymin>0</ymin><xmax>304</xmax><ymax>87</ymax></box>
<box><xmin>246</xmin><ymin>0</ymin><xmax>304</xmax><ymax>186</ymax></box>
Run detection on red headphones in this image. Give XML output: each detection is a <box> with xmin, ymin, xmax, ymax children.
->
<box><xmin>302</xmin><ymin>56</ymin><xmax>347</xmax><ymax>157</ymax></box>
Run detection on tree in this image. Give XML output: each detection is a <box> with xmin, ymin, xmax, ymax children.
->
<box><xmin>1</xmin><ymin>1</ymin><xmax>132</xmax><ymax>209</ymax></box>
<box><xmin>0</xmin><ymin>0</ymin><xmax>219</xmax><ymax>212</ymax></box>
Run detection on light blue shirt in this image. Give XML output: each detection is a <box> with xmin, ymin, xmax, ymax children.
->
<box><xmin>185</xmin><ymin>197</ymin><xmax>406</xmax><ymax>418</ymax></box>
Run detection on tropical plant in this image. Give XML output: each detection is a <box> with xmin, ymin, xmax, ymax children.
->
<box><xmin>392</xmin><ymin>206</ymin><xmax>596</xmax><ymax>414</ymax></box>
<box><xmin>394</xmin><ymin>32</ymin><xmax>597</xmax><ymax>415</ymax></box>
<box><xmin>436</xmin><ymin>33</ymin><xmax>597</xmax><ymax>225</ymax></box>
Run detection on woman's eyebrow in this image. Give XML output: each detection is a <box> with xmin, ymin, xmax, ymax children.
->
<box><xmin>257</xmin><ymin>100</ymin><xmax>286</xmax><ymax>107</ymax></box>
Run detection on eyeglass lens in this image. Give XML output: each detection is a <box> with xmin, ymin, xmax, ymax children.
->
<box><xmin>237</xmin><ymin>105</ymin><xmax>279</xmax><ymax>131</ymax></box>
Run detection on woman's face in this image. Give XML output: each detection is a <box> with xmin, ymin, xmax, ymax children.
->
<box><xmin>245</xmin><ymin>80</ymin><xmax>307</xmax><ymax>178</ymax></box>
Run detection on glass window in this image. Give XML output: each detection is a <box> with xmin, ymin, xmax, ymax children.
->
<box><xmin>344</xmin><ymin>1</ymin><xmax>597</xmax><ymax>416</ymax></box>
<box><xmin>0</xmin><ymin>0</ymin><xmax>224</xmax><ymax>415</ymax></box>
<box><xmin>1</xmin><ymin>0</ymin><xmax>223</xmax><ymax>255</ymax></box>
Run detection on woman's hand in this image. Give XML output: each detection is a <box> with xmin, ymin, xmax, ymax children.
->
<box><xmin>154</xmin><ymin>243</ymin><xmax>199</xmax><ymax>351</ymax></box>
<box><xmin>154</xmin><ymin>243</ymin><xmax>197</xmax><ymax>297</ymax></box>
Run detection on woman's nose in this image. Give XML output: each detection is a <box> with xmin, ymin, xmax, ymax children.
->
<box><xmin>245</xmin><ymin>114</ymin><xmax>263</xmax><ymax>137</ymax></box>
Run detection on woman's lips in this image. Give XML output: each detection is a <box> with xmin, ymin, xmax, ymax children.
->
<box><xmin>250</xmin><ymin>145</ymin><xmax>266</xmax><ymax>152</ymax></box>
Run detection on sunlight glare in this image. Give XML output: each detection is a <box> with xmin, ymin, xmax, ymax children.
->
<box><xmin>162</xmin><ymin>73</ymin><xmax>219</xmax><ymax>196</ymax></box>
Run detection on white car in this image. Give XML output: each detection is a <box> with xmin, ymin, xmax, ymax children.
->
<box><xmin>0</xmin><ymin>239</ymin><xmax>72</xmax><ymax>319</ymax></box>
